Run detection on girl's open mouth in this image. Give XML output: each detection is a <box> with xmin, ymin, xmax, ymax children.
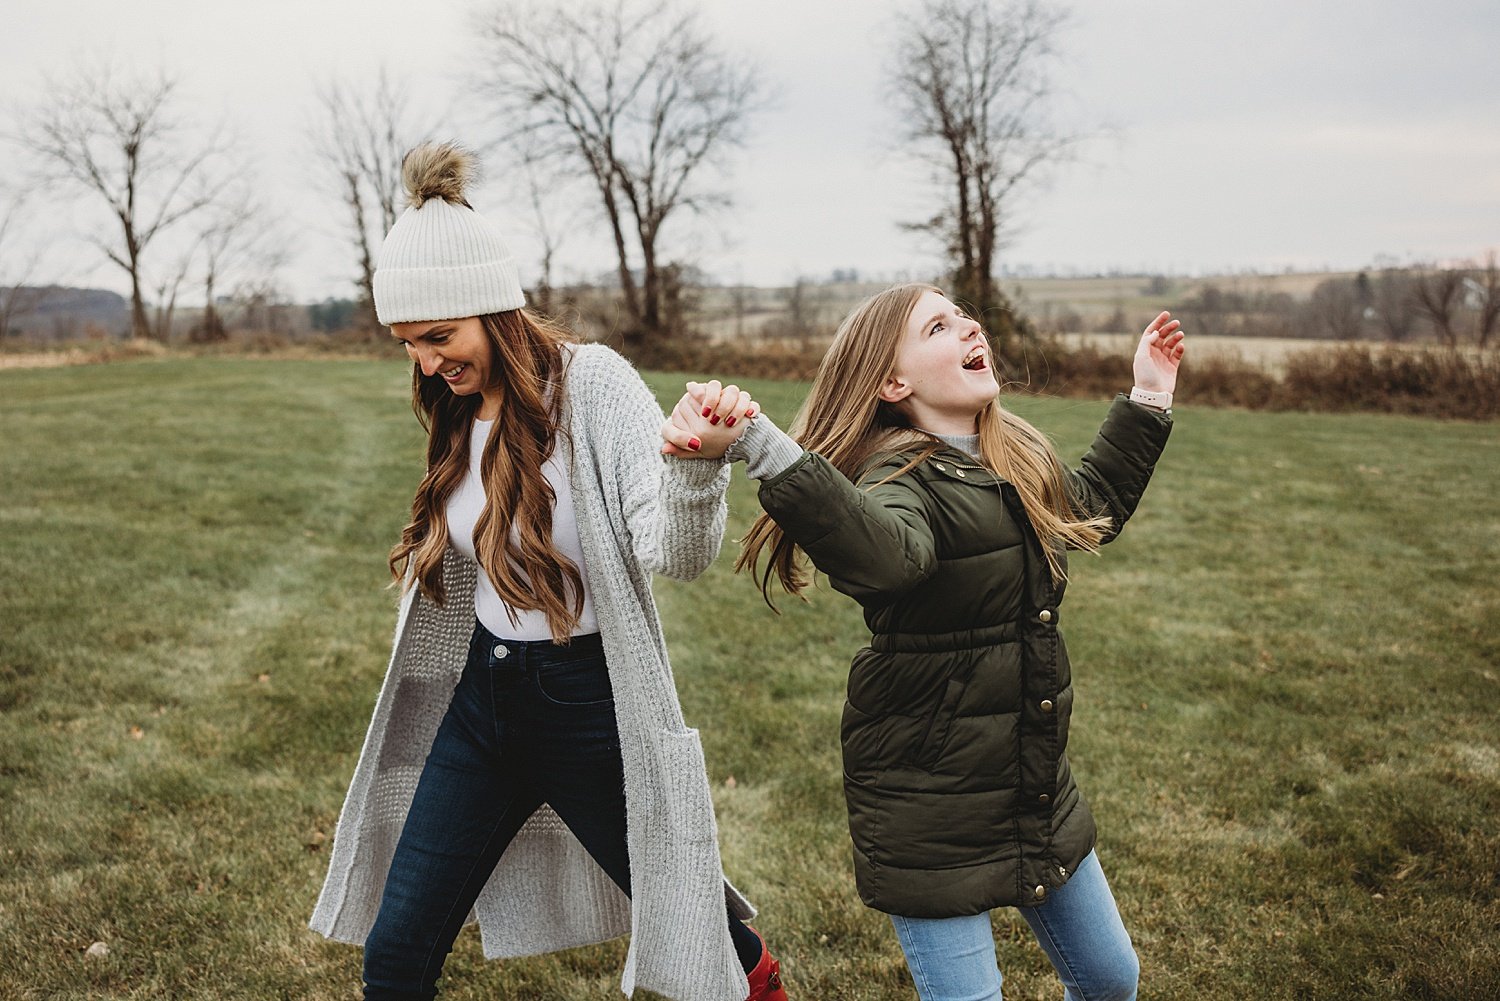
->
<box><xmin>961</xmin><ymin>346</ymin><xmax>987</xmax><ymax>371</ymax></box>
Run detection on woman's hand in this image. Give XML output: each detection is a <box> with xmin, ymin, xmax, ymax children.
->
<box><xmin>1133</xmin><ymin>311</ymin><xmax>1186</xmax><ymax>393</ymax></box>
<box><xmin>660</xmin><ymin>379</ymin><xmax>759</xmax><ymax>459</ymax></box>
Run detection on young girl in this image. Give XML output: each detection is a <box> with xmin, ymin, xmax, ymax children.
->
<box><xmin>662</xmin><ymin>284</ymin><xmax>1183</xmax><ymax>1001</ymax></box>
<box><xmin>310</xmin><ymin>142</ymin><xmax>788</xmax><ymax>1001</ymax></box>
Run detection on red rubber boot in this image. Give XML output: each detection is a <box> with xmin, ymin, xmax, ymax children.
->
<box><xmin>744</xmin><ymin>926</ymin><xmax>789</xmax><ymax>1001</ymax></box>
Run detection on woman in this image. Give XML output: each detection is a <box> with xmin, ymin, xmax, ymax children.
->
<box><xmin>662</xmin><ymin>284</ymin><xmax>1184</xmax><ymax>1001</ymax></box>
<box><xmin>310</xmin><ymin>142</ymin><xmax>788</xmax><ymax>1001</ymax></box>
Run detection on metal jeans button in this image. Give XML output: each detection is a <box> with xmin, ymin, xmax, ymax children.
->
<box><xmin>493</xmin><ymin>644</ymin><xmax>509</xmax><ymax>660</ymax></box>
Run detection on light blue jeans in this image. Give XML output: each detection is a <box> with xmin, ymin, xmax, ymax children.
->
<box><xmin>889</xmin><ymin>850</ymin><xmax>1138</xmax><ymax>1001</ymax></box>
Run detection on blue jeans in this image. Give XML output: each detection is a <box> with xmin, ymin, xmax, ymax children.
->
<box><xmin>889</xmin><ymin>850</ymin><xmax>1138</xmax><ymax>1001</ymax></box>
<box><xmin>362</xmin><ymin>622</ymin><xmax>758</xmax><ymax>1000</ymax></box>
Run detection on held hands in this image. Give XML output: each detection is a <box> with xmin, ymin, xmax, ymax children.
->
<box><xmin>1134</xmin><ymin>311</ymin><xmax>1186</xmax><ymax>393</ymax></box>
<box><xmin>659</xmin><ymin>379</ymin><xmax>759</xmax><ymax>459</ymax></box>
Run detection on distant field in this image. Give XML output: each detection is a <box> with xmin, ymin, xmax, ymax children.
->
<box><xmin>1008</xmin><ymin>270</ymin><xmax>1355</xmax><ymax>305</ymax></box>
<box><xmin>2</xmin><ymin>358</ymin><xmax>1497</xmax><ymax>999</ymax></box>
<box><xmin>3</xmin><ymin>269</ymin><xmax>1419</xmax><ymax>381</ymax></box>
<box><xmin>1052</xmin><ymin>330</ymin><xmax>1492</xmax><ymax>377</ymax></box>
<box><xmin>1052</xmin><ymin>331</ymin><xmax>1336</xmax><ymax>374</ymax></box>
<box><xmin>689</xmin><ymin>271</ymin><xmax>1366</xmax><ymax>343</ymax></box>
<box><xmin>687</xmin><ymin>270</ymin><xmax>1472</xmax><ymax>379</ymax></box>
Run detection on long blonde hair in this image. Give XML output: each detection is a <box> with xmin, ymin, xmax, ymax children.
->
<box><xmin>388</xmin><ymin>309</ymin><xmax>587</xmax><ymax>643</ymax></box>
<box><xmin>737</xmin><ymin>283</ymin><xmax>1110</xmax><ymax>604</ymax></box>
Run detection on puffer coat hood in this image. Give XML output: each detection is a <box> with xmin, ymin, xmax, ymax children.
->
<box><xmin>757</xmin><ymin>396</ymin><xmax>1172</xmax><ymax>917</ymax></box>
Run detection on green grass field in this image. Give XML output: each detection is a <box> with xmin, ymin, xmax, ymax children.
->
<box><xmin>2</xmin><ymin>357</ymin><xmax>1497</xmax><ymax>1000</ymax></box>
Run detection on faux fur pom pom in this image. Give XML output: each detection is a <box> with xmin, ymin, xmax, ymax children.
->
<box><xmin>401</xmin><ymin>142</ymin><xmax>478</xmax><ymax>209</ymax></box>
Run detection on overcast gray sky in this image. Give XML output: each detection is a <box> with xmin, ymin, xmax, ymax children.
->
<box><xmin>3</xmin><ymin>0</ymin><xmax>1497</xmax><ymax>302</ymax></box>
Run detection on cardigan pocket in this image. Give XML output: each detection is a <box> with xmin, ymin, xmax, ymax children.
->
<box><xmin>648</xmin><ymin>727</ymin><xmax>718</xmax><ymax>845</ymax></box>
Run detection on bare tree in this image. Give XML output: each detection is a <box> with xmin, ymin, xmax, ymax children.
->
<box><xmin>473</xmin><ymin>0</ymin><xmax>760</xmax><ymax>345</ymax></box>
<box><xmin>1412</xmin><ymin>265</ymin><xmax>1465</xmax><ymax>347</ymax></box>
<box><xmin>309</xmin><ymin>68</ymin><xmax>421</xmax><ymax>335</ymax></box>
<box><xmin>230</xmin><ymin>275</ymin><xmax>295</xmax><ymax>335</ymax></box>
<box><xmin>152</xmin><ymin>243</ymin><xmax>196</xmax><ymax>342</ymax></box>
<box><xmin>195</xmin><ymin>185</ymin><xmax>281</xmax><ymax>340</ymax></box>
<box><xmin>0</xmin><ymin>193</ymin><xmax>56</xmax><ymax>340</ymax></box>
<box><xmin>729</xmin><ymin>281</ymin><xmax>748</xmax><ymax>339</ymax></box>
<box><xmin>1308</xmin><ymin>276</ymin><xmax>1363</xmax><ymax>340</ymax></box>
<box><xmin>515</xmin><ymin>137</ymin><xmax>578</xmax><ymax>317</ymax></box>
<box><xmin>1469</xmin><ymin>253</ymin><xmax>1499</xmax><ymax>350</ymax></box>
<box><xmin>17</xmin><ymin>64</ymin><xmax>225</xmax><ymax>339</ymax></box>
<box><xmin>777</xmin><ymin>277</ymin><xmax>825</xmax><ymax>339</ymax></box>
<box><xmin>1372</xmin><ymin>267</ymin><xmax>1419</xmax><ymax>342</ymax></box>
<box><xmin>890</xmin><ymin>0</ymin><xmax>1075</xmax><ymax>355</ymax></box>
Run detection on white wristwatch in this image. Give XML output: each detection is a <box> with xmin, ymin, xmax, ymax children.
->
<box><xmin>1129</xmin><ymin>386</ymin><xmax>1172</xmax><ymax>411</ymax></box>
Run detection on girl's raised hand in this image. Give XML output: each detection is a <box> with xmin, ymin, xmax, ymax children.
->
<box><xmin>1133</xmin><ymin>311</ymin><xmax>1186</xmax><ymax>393</ymax></box>
<box><xmin>659</xmin><ymin>379</ymin><xmax>759</xmax><ymax>459</ymax></box>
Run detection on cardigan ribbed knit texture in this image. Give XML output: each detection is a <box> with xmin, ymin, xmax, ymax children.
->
<box><xmin>310</xmin><ymin>344</ymin><xmax>754</xmax><ymax>1001</ymax></box>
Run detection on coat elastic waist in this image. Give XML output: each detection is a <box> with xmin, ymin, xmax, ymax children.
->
<box><xmin>869</xmin><ymin>621</ymin><xmax>1020</xmax><ymax>653</ymax></box>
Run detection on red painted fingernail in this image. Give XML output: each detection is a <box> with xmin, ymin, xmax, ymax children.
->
<box><xmin>709</xmin><ymin>415</ymin><xmax>720</xmax><ymax>425</ymax></box>
<box><xmin>745</xmin><ymin>409</ymin><xmax>756</xmax><ymax>419</ymax></box>
<box><xmin>702</xmin><ymin>407</ymin><xmax>712</xmax><ymax>418</ymax></box>
<box><xmin>725</xmin><ymin>416</ymin><xmax>736</xmax><ymax>427</ymax></box>
<box><xmin>689</xmin><ymin>437</ymin><xmax>701</xmax><ymax>451</ymax></box>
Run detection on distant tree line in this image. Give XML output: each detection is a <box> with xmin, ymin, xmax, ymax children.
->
<box><xmin>1025</xmin><ymin>261</ymin><xmax>1499</xmax><ymax>353</ymax></box>
<box><xmin>1162</xmin><ymin>260</ymin><xmax>1499</xmax><ymax>348</ymax></box>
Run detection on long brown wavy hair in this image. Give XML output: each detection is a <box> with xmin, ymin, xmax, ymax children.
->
<box><xmin>737</xmin><ymin>283</ymin><xmax>1111</xmax><ymax>605</ymax></box>
<box><xmin>388</xmin><ymin>309</ymin><xmax>586</xmax><ymax>642</ymax></box>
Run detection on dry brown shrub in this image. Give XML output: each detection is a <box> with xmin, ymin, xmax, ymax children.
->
<box><xmin>1171</xmin><ymin>352</ymin><xmax>1280</xmax><ymax>410</ymax></box>
<box><xmin>629</xmin><ymin>336</ymin><xmax>828</xmax><ymax>383</ymax></box>
<box><xmin>1274</xmin><ymin>345</ymin><xmax>1500</xmax><ymax>419</ymax></box>
<box><xmin>174</xmin><ymin>329</ymin><xmax>403</xmax><ymax>359</ymax></box>
<box><xmin>1004</xmin><ymin>337</ymin><xmax>1130</xmax><ymax>399</ymax></box>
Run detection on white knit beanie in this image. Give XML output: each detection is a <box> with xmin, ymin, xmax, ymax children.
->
<box><xmin>373</xmin><ymin>142</ymin><xmax>526</xmax><ymax>324</ymax></box>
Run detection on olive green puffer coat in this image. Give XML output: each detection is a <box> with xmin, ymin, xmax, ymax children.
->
<box><xmin>757</xmin><ymin>396</ymin><xmax>1172</xmax><ymax>918</ymax></box>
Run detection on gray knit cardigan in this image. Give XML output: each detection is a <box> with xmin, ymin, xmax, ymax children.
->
<box><xmin>310</xmin><ymin>344</ymin><xmax>754</xmax><ymax>1001</ymax></box>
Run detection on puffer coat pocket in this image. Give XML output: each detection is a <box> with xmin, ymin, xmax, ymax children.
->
<box><xmin>911</xmin><ymin>677</ymin><xmax>966</xmax><ymax>770</ymax></box>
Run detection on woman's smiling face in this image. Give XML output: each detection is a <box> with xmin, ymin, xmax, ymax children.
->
<box><xmin>389</xmin><ymin>316</ymin><xmax>493</xmax><ymax>396</ymax></box>
<box><xmin>880</xmin><ymin>290</ymin><xmax>997</xmax><ymax>434</ymax></box>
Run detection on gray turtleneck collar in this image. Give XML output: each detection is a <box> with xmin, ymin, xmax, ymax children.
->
<box><xmin>924</xmin><ymin>429</ymin><xmax>981</xmax><ymax>459</ymax></box>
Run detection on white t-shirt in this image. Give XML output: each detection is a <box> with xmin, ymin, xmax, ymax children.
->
<box><xmin>446</xmin><ymin>417</ymin><xmax>599</xmax><ymax>639</ymax></box>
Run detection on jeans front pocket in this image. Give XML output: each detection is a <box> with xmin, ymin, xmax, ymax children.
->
<box><xmin>533</xmin><ymin>655</ymin><xmax>615</xmax><ymax>707</ymax></box>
